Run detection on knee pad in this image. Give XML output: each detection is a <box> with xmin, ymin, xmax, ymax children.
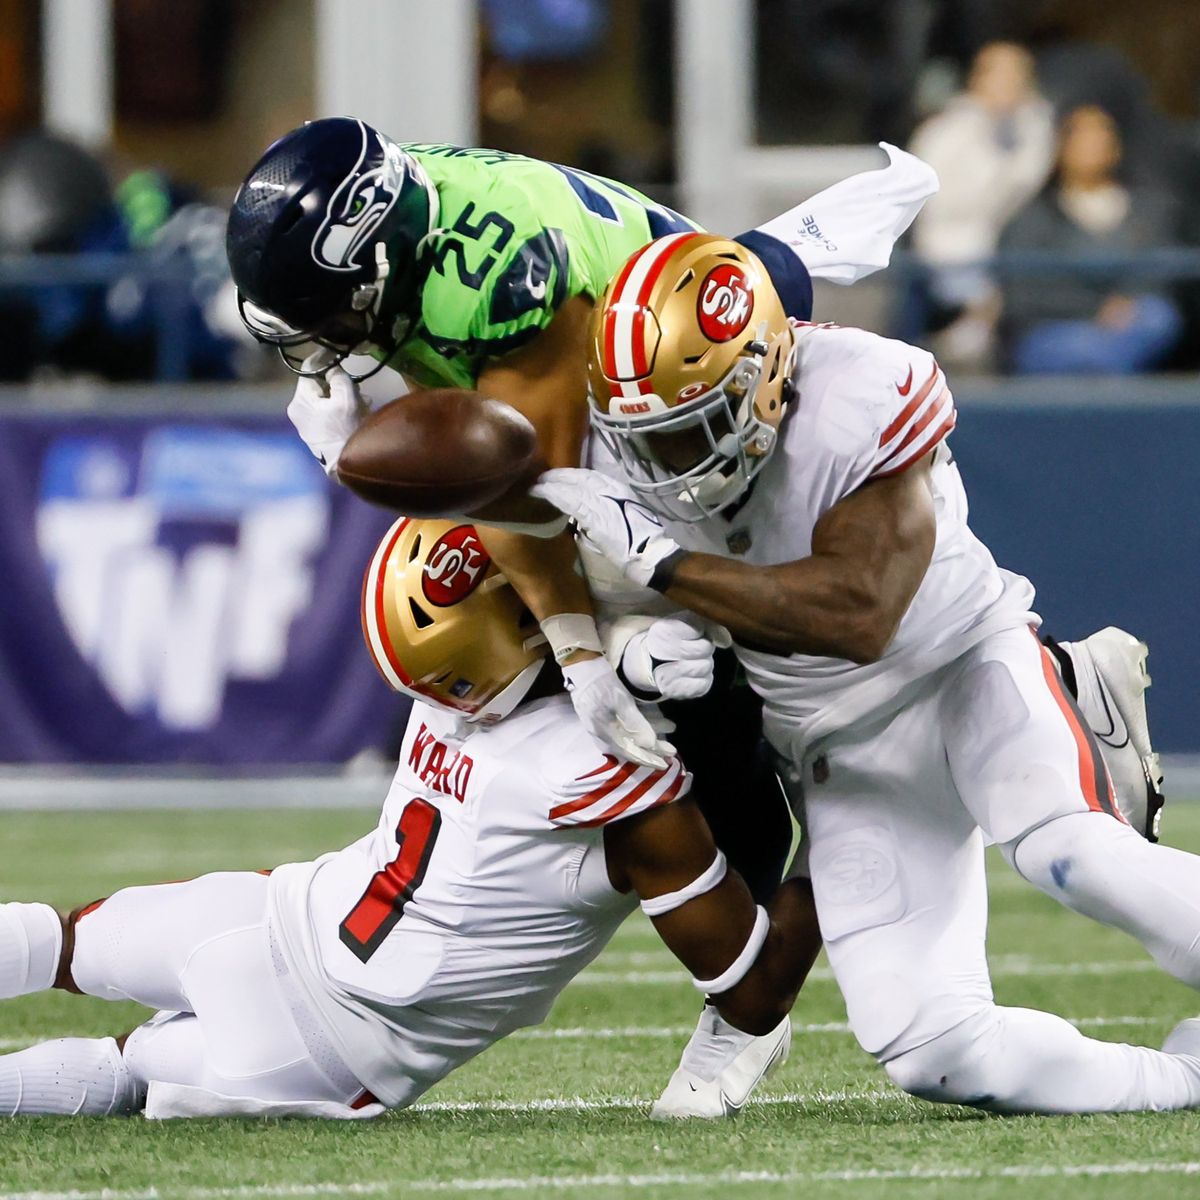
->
<box><xmin>883</xmin><ymin>1010</ymin><xmax>1001</xmax><ymax>1107</ymax></box>
<box><xmin>123</xmin><ymin>1012</ymin><xmax>208</xmax><ymax>1090</ymax></box>
<box><xmin>1005</xmin><ymin>810</ymin><xmax>1144</xmax><ymax>889</ymax></box>
<box><xmin>1008</xmin><ymin>812</ymin><xmax>1200</xmax><ymax>990</ymax></box>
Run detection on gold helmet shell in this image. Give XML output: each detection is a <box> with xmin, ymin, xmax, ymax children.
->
<box><xmin>361</xmin><ymin>517</ymin><xmax>548</xmax><ymax>721</ymax></box>
<box><xmin>587</xmin><ymin>232</ymin><xmax>796</xmax><ymax>521</ymax></box>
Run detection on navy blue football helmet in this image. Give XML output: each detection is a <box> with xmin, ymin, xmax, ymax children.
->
<box><xmin>226</xmin><ymin>117</ymin><xmax>436</xmax><ymax>379</ymax></box>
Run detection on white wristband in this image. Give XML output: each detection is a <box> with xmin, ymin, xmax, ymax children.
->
<box><xmin>541</xmin><ymin>613</ymin><xmax>604</xmax><ymax>666</ymax></box>
<box><xmin>639</xmin><ymin>852</ymin><xmax>728</xmax><ymax>918</ymax></box>
<box><xmin>691</xmin><ymin>905</ymin><xmax>769</xmax><ymax>995</ymax></box>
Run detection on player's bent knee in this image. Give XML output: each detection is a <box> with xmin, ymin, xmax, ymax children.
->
<box><xmin>882</xmin><ymin>1012</ymin><xmax>1001</xmax><ymax>1107</ymax></box>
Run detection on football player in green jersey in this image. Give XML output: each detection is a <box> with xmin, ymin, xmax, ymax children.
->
<box><xmin>227</xmin><ymin>117</ymin><xmax>937</xmax><ymax>780</ymax></box>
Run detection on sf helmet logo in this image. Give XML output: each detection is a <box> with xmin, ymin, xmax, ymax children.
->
<box><xmin>312</xmin><ymin>122</ymin><xmax>405</xmax><ymax>273</ymax></box>
<box><xmin>696</xmin><ymin>264</ymin><xmax>754</xmax><ymax>342</ymax></box>
<box><xmin>422</xmin><ymin>526</ymin><xmax>491</xmax><ymax>607</ymax></box>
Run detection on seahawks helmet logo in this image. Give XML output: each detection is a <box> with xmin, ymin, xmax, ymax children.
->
<box><xmin>312</xmin><ymin>121</ymin><xmax>405</xmax><ymax>273</ymax></box>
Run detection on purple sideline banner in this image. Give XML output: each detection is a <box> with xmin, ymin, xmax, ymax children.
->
<box><xmin>0</xmin><ymin>410</ymin><xmax>409</xmax><ymax>764</ymax></box>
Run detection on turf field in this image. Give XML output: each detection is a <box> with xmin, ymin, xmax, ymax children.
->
<box><xmin>3</xmin><ymin>802</ymin><xmax>1200</xmax><ymax>1200</ymax></box>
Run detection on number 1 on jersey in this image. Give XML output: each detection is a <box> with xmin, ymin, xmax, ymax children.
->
<box><xmin>339</xmin><ymin>799</ymin><xmax>442</xmax><ymax>963</ymax></box>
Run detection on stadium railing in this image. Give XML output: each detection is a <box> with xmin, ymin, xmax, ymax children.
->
<box><xmin>4</xmin><ymin>247</ymin><xmax>1200</xmax><ymax>383</ymax></box>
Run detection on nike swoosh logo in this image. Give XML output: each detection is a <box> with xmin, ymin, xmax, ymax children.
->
<box><xmin>1092</xmin><ymin>675</ymin><xmax>1130</xmax><ymax>749</ymax></box>
<box><xmin>525</xmin><ymin>260</ymin><xmax>548</xmax><ymax>302</ymax></box>
<box><xmin>896</xmin><ymin>366</ymin><xmax>914</xmax><ymax>396</ymax></box>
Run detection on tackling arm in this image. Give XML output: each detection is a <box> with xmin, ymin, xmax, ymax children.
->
<box><xmin>660</xmin><ymin>458</ymin><xmax>937</xmax><ymax>663</ymax></box>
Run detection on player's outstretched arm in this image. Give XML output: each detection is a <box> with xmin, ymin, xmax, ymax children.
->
<box><xmin>604</xmin><ymin>797</ymin><xmax>821</xmax><ymax>1036</ymax></box>
<box><xmin>534</xmin><ymin>457</ymin><xmax>936</xmax><ymax>664</ymax></box>
<box><xmin>663</xmin><ymin>460</ymin><xmax>936</xmax><ymax>662</ymax></box>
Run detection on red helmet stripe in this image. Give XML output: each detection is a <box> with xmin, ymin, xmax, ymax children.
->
<box><xmin>606</xmin><ymin>232</ymin><xmax>701</xmax><ymax>398</ymax></box>
<box><xmin>602</xmin><ymin>249</ymin><xmax>643</xmax><ymax>387</ymax></box>
<box><xmin>363</xmin><ymin>517</ymin><xmax>415</xmax><ymax>689</ymax></box>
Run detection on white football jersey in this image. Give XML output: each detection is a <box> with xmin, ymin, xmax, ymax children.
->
<box><xmin>268</xmin><ymin>693</ymin><xmax>688</xmax><ymax>1109</ymax></box>
<box><xmin>590</xmin><ymin>322</ymin><xmax>1037</xmax><ymax>759</ymax></box>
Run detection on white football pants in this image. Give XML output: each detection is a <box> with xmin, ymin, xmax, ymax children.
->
<box><xmin>791</xmin><ymin>625</ymin><xmax>1200</xmax><ymax>1113</ymax></box>
<box><xmin>71</xmin><ymin>872</ymin><xmax>368</xmax><ymax>1110</ymax></box>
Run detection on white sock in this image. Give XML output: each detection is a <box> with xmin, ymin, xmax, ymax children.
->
<box><xmin>0</xmin><ymin>1037</ymin><xmax>143</xmax><ymax>1116</ymax></box>
<box><xmin>886</xmin><ymin>1006</ymin><xmax>1200</xmax><ymax>1114</ymax></box>
<box><xmin>1008</xmin><ymin>812</ymin><xmax>1200</xmax><ymax>988</ymax></box>
<box><xmin>0</xmin><ymin>902</ymin><xmax>62</xmax><ymax>999</ymax></box>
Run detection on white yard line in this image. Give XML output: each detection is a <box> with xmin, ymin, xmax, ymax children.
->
<box><xmin>410</xmin><ymin>1088</ymin><xmax>878</xmax><ymax>1114</ymax></box>
<box><xmin>576</xmin><ymin>958</ymin><xmax>1161</xmax><ymax>985</ymax></box>
<box><xmin>513</xmin><ymin>1015</ymin><xmax>1158</xmax><ymax>1041</ymax></box>
<box><xmin>5</xmin><ymin>1161</ymin><xmax>1200</xmax><ymax>1200</ymax></box>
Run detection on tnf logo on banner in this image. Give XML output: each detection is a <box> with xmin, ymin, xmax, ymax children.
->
<box><xmin>37</xmin><ymin>428</ymin><xmax>330</xmax><ymax>731</ymax></box>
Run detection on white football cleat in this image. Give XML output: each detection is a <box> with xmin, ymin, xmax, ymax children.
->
<box><xmin>650</xmin><ymin>1007</ymin><xmax>791</xmax><ymax>1120</ymax></box>
<box><xmin>1058</xmin><ymin>627</ymin><xmax>1165</xmax><ymax>841</ymax></box>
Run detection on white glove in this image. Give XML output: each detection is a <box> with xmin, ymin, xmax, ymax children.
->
<box><xmin>620</xmin><ymin>616</ymin><xmax>727</xmax><ymax>702</ymax></box>
<box><xmin>560</xmin><ymin>655</ymin><xmax>674</xmax><ymax>770</ymax></box>
<box><xmin>531</xmin><ymin>469</ymin><xmax>684</xmax><ymax>590</ymax></box>
<box><xmin>286</xmin><ymin>350</ymin><xmax>373</xmax><ymax>477</ymax></box>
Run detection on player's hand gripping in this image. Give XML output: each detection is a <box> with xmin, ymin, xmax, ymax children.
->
<box><xmin>618</xmin><ymin>616</ymin><xmax>729</xmax><ymax>702</ymax></box>
<box><xmin>531</xmin><ymin>469</ymin><xmax>683</xmax><ymax>591</ymax></box>
<box><xmin>287</xmin><ymin>350</ymin><xmax>373</xmax><ymax>477</ymax></box>
<box><xmin>560</xmin><ymin>655</ymin><xmax>675</xmax><ymax>770</ymax></box>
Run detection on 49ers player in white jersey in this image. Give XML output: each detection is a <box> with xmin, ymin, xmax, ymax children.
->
<box><xmin>533</xmin><ymin>233</ymin><xmax>1200</xmax><ymax>1117</ymax></box>
<box><xmin>0</xmin><ymin>518</ymin><xmax>812</xmax><ymax>1119</ymax></box>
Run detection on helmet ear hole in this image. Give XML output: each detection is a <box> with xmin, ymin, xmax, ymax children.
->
<box><xmin>277</xmin><ymin>206</ymin><xmax>304</xmax><ymax>235</ymax></box>
<box><xmin>408</xmin><ymin>597</ymin><xmax>435</xmax><ymax>629</ymax></box>
<box><xmin>408</xmin><ymin>533</ymin><xmax>422</xmax><ymax>562</ymax></box>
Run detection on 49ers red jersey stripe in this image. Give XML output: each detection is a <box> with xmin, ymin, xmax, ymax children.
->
<box><xmin>576</xmin><ymin>767</ymin><xmax>688</xmax><ymax>828</ymax></box>
<box><xmin>875</xmin><ymin>387</ymin><xmax>955</xmax><ymax>475</ymax></box>
<box><xmin>879</xmin><ymin>363</ymin><xmax>942</xmax><ymax>446</ymax></box>
<box><xmin>550</xmin><ymin>757</ymin><xmax>689</xmax><ymax>826</ymax></box>
<box><xmin>875</xmin><ymin>404</ymin><xmax>957</xmax><ymax>478</ymax></box>
<box><xmin>581</xmin><ymin>759</ymin><xmax>682</xmax><ymax>827</ymax></box>
<box><xmin>549</xmin><ymin>759</ymin><xmax>641</xmax><ymax>822</ymax></box>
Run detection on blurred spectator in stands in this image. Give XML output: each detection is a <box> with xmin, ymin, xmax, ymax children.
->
<box><xmin>999</xmin><ymin>104</ymin><xmax>1183</xmax><ymax>375</ymax></box>
<box><xmin>908</xmin><ymin>41</ymin><xmax>1055</xmax><ymax>370</ymax></box>
<box><xmin>0</xmin><ymin>130</ymin><xmax>251</xmax><ymax>383</ymax></box>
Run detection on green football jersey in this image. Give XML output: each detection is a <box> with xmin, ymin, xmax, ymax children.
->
<box><xmin>384</xmin><ymin>145</ymin><xmax>702</xmax><ymax>389</ymax></box>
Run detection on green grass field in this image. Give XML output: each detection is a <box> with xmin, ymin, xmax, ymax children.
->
<box><xmin>3</xmin><ymin>802</ymin><xmax>1200</xmax><ymax>1200</ymax></box>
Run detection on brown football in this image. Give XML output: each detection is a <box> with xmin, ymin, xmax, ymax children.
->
<box><xmin>337</xmin><ymin>389</ymin><xmax>542</xmax><ymax>518</ymax></box>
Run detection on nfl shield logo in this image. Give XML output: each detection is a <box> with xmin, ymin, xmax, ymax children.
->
<box><xmin>726</xmin><ymin>528</ymin><xmax>752</xmax><ymax>555</ymax></box>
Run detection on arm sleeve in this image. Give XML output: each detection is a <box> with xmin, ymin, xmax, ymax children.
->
<box><xmin>868</xmin><ymin>353</ymin><xmax>956</xmax><ymax>479</ymax></box>
<box><xmin>545</xmin><ymin>752</ymin><xmax>691</xmax><ymax>829</ymax></box>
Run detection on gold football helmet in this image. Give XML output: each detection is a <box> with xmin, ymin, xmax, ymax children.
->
<box><xmin>362</xmin><ymin>517</ymin><xmax>549</xmax><ymax>722</ymax></box>
<box><xmin>587</xmin><ymin>232</ymin><xmax>796</xmax><ymax>521</ymax></box>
